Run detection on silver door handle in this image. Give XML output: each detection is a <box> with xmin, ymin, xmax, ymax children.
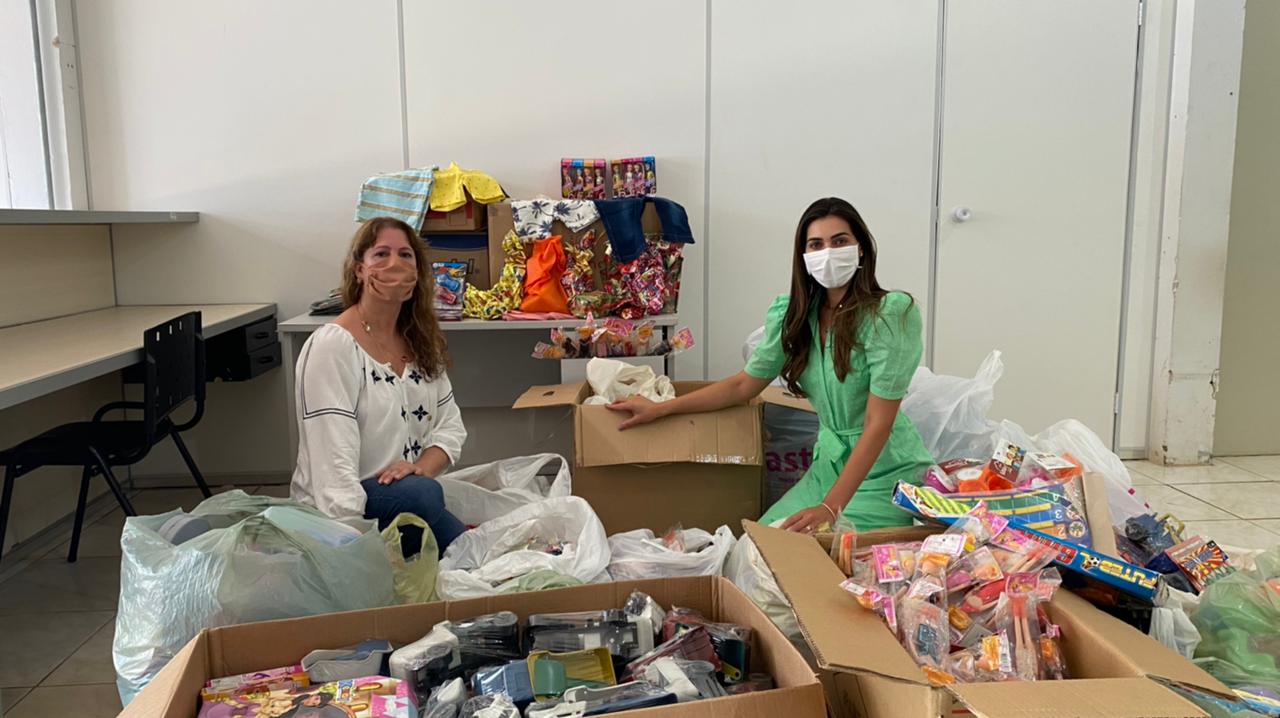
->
<box><xmin>951</xmin><ymin>207</ymin><xmax>973</xmax><ymax>223</ymax></box>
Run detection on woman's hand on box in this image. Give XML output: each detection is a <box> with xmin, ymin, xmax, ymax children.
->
<box><xmin>607</xmin><ymin>396</ymin><xmax>668</xmax><ymax>430</ymax></box>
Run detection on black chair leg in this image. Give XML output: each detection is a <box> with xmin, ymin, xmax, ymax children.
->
<box><xmin>171</xmin><ymin>432</ymin><xmax>212</xmax><ymax>499</ymax></box>
<box><xmin>67</xmin><ymin>465</ymin><xmax>93</xmax><ymax>563</ymax></box>
<box><xmin>0</xmin><ymin>465</ymin><xmax>15</xmax><ymax>565</ymax></box>
<box><xmin>90</xmin><ymin>448</ymin><xmax>135</xmax><ymax>516</ymax></box>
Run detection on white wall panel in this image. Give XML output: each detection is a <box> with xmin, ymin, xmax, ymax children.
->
<box><xmin>706</xmin><ymin>0</ymin><xmax>939</xmax><ymax>380</ymax></box>
<box><xmin>403</xmin><ymin>0</ymin><xmax>708</xmax><ymax>380</ymax></box>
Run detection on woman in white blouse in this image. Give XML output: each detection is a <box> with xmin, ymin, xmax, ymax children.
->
<box><xmin>291</xmin><ymin>217</ymin><xmax>468</xmax><ymax>556</ymax></box>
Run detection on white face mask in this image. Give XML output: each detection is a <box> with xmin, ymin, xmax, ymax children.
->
<box><xmin>803</xmin><ymin>245</ymin><xmax>861</xmax><ymax>289</ymax></box>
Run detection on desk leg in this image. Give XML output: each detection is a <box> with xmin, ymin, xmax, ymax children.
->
<box><xmin>281</xmin><ymin>331</ymin><xmax>300</xmax><ymax>463</ymax></box>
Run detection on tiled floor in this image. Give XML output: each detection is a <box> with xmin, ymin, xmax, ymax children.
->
<box><xmin>0</xmin><ymin>484</ymin><xmax>285</xmax><ymax>718</ymax></box>
<box><xmin>1</xmin><ymin>461</ymin><xmax>1279</xmax><ymax>717</ymax></box>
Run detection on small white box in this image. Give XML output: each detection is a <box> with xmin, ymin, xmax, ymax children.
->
<box><xmin>559</xmin><ymin>356</ymin><xmax>668</xmax><ymax>384</ymax></box>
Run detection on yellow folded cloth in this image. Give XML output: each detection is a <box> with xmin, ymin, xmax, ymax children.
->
<box><xmin>429</xmin><ymin>162</ymin><xmax>506</xmax><ymax>212</ymax></box>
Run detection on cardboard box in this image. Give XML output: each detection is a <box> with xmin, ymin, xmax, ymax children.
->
<box><xmin>513</xmin><ymin>381</ymin><xmax>763</xmax><ymax>535</ymax></box>
<box><xmin>121</xmin><ymin>576</ymin><xmax>825</xmax><ymax>718</ymax></box>
<box><xmin>744</xmin><ymin>520</ymin><xmax>1232</xmax><ymax>718</ymax></box>
<box><xmin>422</xmin><ymin>197</ymin><xmax>486</xmax><ymax>232</ymax></box>
<box><xmin>423</xmin><ymin>232</ymin><xmax>492</xmax><ymax>291</ymax></box>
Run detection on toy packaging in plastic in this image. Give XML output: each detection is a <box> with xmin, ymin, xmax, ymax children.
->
<box><xmin>562</xmin><ymin>158</ymin><xmax>608</xmax><ymax>200</ymax></box>
<box><xmin>432</xmin><ymin>261</ymin><xmax>467</xmax><ymax>321</ymax></box>
<box><xmin>197</xmin><ymin>676</ymin><xmax>415</xmax><ymax>718</ymax></box>
<box><xmin>531</xmin><ymin>314</ymin><xmax>694</xmax><ymax>360</ymax></box>
<box><xmin>610</xmin><ymin>156</ymin><xmax>657</xmax><ymax>198</ymax></box>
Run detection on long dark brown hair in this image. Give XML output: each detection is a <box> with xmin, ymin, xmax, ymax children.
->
<box><xmin>341</xmin><ymin>217</ymin><xmax>448</xmax><ymax>378</ymax></box>
<box><xmin>780</xmin><ymin>197</ymin><xmax>905</xmax><ymax>396</ymax></box>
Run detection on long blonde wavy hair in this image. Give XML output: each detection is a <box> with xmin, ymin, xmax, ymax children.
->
<box><xmin>341</xmin><ymin>217</ymin><xmax>448</xmax><ymax>378</ymax></box>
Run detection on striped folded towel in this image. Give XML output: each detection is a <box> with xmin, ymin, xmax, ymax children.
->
<box><xmin>354</xmin><ymin>166</ymin><xmax>436</xmax><ymax>230</ymax></box>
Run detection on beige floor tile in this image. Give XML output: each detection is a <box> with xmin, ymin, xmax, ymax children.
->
<box><xmin>1177</xmin><ymin>483</ymin><xmax>1280</xmax><ymax>520</ymax></box>
<box><xmin>1128</xmin><ymin>461</ymin><xmax>1266</xmax><ymax>485</ymax></box>
<box><xmin>1126</xmin><ymin>470</ymin><xmax>1161</xmax><ymax>486</ymax></box>
<box><xmin>0</xmin><ymin>611</ymin><xmax>111</xmax><ymax>688</ymax></box>
<box><xmin>1220</xmin><ymin>455</ymin><xmax>1280</xmax><ymax>481</ymax></box>
<box><xmin>1253</xmin><ymin>519</ymin><xmax>1280</xmax><ymax>535</ymax></box>
<box><xmin>5</xmin><ymin>683</ymin><xmax>121</xmax><ymax>718</ymax></box>
<box><xmin>51</xmin><ymin>521</ymin><xmax>124</xmax><ymax>561</ymax></box>
<box><xmin>43</xmin><ymin>617</ymin><xmax>115</xmax><ymax>686</ymax></box>
<box><xmin>1124</xmin><ymin>460</ymin><xmax>1161</xmax><ymax>478</ymax></box>
<box><xmin>1179</xmin><ymin>520</ymin><xmax>1280</xmax><ymax>552</ymax></box>
<box><xmin>0</xmin><ymin>558</ymin><xmax>119</xmax><ymax>614</ymax></box>
<box><xmin>1138</xmin><ymin>485</ymin><xmax>1235</xmax><ymax>521</ymax></box>
<box><xmin>1</xmin><ymin>687</ymin><xmax>31</xmax><ymax>713</ymax></box>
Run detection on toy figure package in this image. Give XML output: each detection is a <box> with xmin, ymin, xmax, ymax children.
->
<box><xmin>562</xmin><ymin>158</ymin><xmax>608</xmax><ymax>200</ymax></box>
<box><xmin>432</xmin><ymin>261</ymin><xmax>467</xmax><ymax>321</ymax></box>
<box><xmin>610</xmin><ymin>157</ymin><xmax>657</xmax><ymax>198</ymax></box>
<box><xmin>197</xmin><ymin>676</ymin><xmax>415</xmax><ymax>718</ymax></box>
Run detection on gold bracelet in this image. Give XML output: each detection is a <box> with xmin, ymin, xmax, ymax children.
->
<box><xmin>820</xmin><ymin>502</ymin><xmax>838</xmax><ymax>523</ymax></box>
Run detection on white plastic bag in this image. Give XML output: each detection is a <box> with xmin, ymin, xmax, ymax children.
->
<box><xmin>1150</xmin><ymin>587</ymin><xmax>1202</xmax><ymax>659</ymax></box>
<box><xmin>993</xmin><ymin>418</ymin><xmax>1150</xmax><ymax>523</ymax></box>
<box><xmin>899</xmin><ymin>350</ymin><xmax>1004</xmax><ymax>462</ymax></box>
<box><xmin>436</xmin><ymin>453</ymin><xmax>571</xmax><ymax>526</ymax></box>
<box><xmin>724</xmin><ymin>536</ymin><xmax>802</xmax><ymax>641</ymax></box>
<box><xmin>581</xmin><ymin>357</ymin><xmax>675</xmax><ymax>405</ymax></box>
<box><xmin>607</xmin><ymin>526</ymin><xmax>736</xmax><ymax>580</ymax></box>
<box><xmin>436</xmin><ymin>496</ymin><xmax>610</xmax><ymax>599</ymax></box>
<box><xmin>763</xmin><ymin>404</ymin><xmax>820</xmax><ymax>505</ymax></box>
<box><xmin>113</xmin><ymin>491</ymin><xmax>395</xmax><ymax>705</ymax></box>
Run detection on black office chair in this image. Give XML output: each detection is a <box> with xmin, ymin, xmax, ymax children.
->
<box><xmin>0</xmin><ymin>311</ymin><xmax>213</xmax><ymax>563</ymax></box>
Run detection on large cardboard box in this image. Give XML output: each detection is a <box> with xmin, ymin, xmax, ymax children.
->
<box><xmin>120</xmin><ymin>576</ymin><xmax>825</xmax><ymax>718</ymax></box>
<box><xmin>513</xmin><ymin>381</ymin><xmax>763</xmax><ymax>535</ymax></box>
<box><xmin>422</xmin><ymin>197</ymin><xmax>486</xmax><ymax>232</ymax></box>
<box><xmin>744</xmin><ymin>521</ymin><xmax>1233</xmax><ymax>718</ymax></box>
<box><xmin>423</xmin><ymin>232</ymin><xmax>492</xmax><ymax>291</ymax></box>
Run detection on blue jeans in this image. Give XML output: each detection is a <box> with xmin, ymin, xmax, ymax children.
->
<box><xmin>361</xmin><ymin>475</ymin><xmax>466</xmax><ymax>559</ymax></box>
<box><xmin>594</xmin><ymin>197</ymin><xmax>695</xmax><ymax>263</ymax></box>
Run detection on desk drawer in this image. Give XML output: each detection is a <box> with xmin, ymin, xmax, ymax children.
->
<box><xmin>208</xmin><ymin>341</ymin><xmax>281</xmax><ymax>382</ymax></box>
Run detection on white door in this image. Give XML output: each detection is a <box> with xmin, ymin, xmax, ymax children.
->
<box><xmin>706</xmin><ymin>0</ymin><xmax>940</xmax><ymax>381</ymax></box>
<box><xmin>932</xmin><ymin>1</ymin><xmax>1140</xmax><ymax>441</ymax></box>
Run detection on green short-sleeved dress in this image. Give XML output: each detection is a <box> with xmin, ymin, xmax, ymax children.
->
<box><xmin>747</xmin><ymin>292</ymin><xmax>935</xmax><ymax>530</ymax></box>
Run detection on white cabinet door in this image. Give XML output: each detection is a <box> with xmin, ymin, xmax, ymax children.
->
<box><xmin>706</xmin><ymin>0</ymin><xmax>940</xmax><ymax>380</ymax></box>
<box><xmin>932</xmin><ymin>1</ymin><xmax>1140</xmax><ymax>441</ymax></box>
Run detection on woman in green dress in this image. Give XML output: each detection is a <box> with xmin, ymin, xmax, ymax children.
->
<box><xmin>608</xmin><ymin>197</ymin><xmax>934</xmax><ymax>533</ymax></box>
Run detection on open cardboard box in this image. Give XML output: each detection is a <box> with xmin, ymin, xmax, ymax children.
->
<box><xmin>744</xmin><ymin>520</ymin><xmax>1233</xmax><ymax>718</ymax></box>
<box><xmin>513</xmin><ymin>381</ymin><xmax>763</xmax><ymax>535</ymax></box>
<box><xmin>120</xmin><ymin>576</ymin><xmax>825</xmax><ymax>718</ymax></box>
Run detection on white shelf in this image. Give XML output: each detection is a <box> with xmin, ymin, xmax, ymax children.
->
<box><xmin>0</xmin><ymin>209</ymin><xmax>199</xmax><ymax>225</ymax></box>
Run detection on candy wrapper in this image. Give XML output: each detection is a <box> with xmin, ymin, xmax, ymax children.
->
<box><xmin>464</xmin><ymin>231</ymin><xmax>526</xmax><ymax>319</ymax></box>
<box><xmin>561</xmin><ymin>230</ymin><xmax>604</xmax><ymax>317</ymax></box>
<box><xmin>530</xmin><ymin>314</ymin><xmax>695</xmax><ymax>360</ymax></box>
<box><xmin>433</xmin><ymin>261</ymin><xmax>467</xmax><ymax>321</ymax></box>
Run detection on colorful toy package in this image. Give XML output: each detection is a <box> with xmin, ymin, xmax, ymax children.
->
<box><xmin>432</xmin><ymin>261</ymin><xmax>467</xmax><ymax>321</ymax></box>
<box><xmin>610</xmin><ymin>156</ymin><xmax>656</xmax><ymax>198</ymax></box>
<box><xmin>893</xmin><ymin>481</ymin><xmax>1162</xmax><ymax>602</ymax></box>
<box><xmin>198</xmin><ymin>676</ymin><xmax>415</xmax><ymax>718</ymax></box>
<box><xmin>562</xmin><ymin>158</ymin><xmax>608</xmax><ymax>200</ymax></box>
<box><xmin>202</xmin><ymin>665</ymin><xmax>310</xmax><ymax>702</ymax></box>
<box><xmin>1164</xmin><ymin>535</ymin><xmax>1235</xmax><ymax>593</ymax></box>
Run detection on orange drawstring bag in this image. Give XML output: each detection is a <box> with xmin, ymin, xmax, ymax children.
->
<box><xmin>520</xmin><ymin>236</ymin><xmax>571</xmax><ymax>314</ymax></box>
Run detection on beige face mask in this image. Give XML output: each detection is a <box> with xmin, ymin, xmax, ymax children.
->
<box><xmin>363</xmin><ymin>258</ymin><xmax>417</xmax><ymax>303</ymax></box>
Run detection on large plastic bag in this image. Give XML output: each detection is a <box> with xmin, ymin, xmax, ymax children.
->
<box><xmin>113</xmin><ymin>490</ymin><xmax>395</xmax><ymax>705</ymax></box>
<box><xmin>1151</xmin><ymin>587</ymin><xmax>1202</xmax><ymax>659</ymax></box>
<box><xmin>581</xmin><ymin>357</ymin><xmax>675</xmax><ymax>405</ymax></box>
<box><xmin>899</xmin><ymin>350</ymin><xmax>1004</xmax><ymax>462</ymax></box>
<box><xmin>436</xmin><ymin>496</ymin><xmax>609</xmax><ymax>599</ymax></box>
<box><xmin>607</xmin><ymin>526</ymin><xmax>736</xmax><ymax>580</ymax></box>
<box><xmin>383</xmin><ymin>513</ymin><xmax>439</xmax><ymax>604</ymax></box>
<box><xmin>993</xmin><ymin>418</ymin><xmax>1150</xmax><ymax>523</ymax></box>
<box><xmin>1192</xmin><ymin>547</ymin><xmax>1280</xmax><ymax>694</ymax></box>
<box><xmin>724</xmin><ymin>536</ymin><xmax>802</xmax><ymax>641</ymax></box>
<box><xmin>437</xmin><ymin>453</ymin><xmax>571</xmax><ymax>526</ymax></box>
<box><xmin>763</xmin><ymin>404</ymin><xmax>820</xmax><ymax>506</ymax></box>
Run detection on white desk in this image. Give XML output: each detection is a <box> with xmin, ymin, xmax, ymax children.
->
<box><xmin>278</xmin><ymin>311</ymin><xmax>681</xmax><ymax>457</ymax></box>
<box><xmin>0</xmin><ymin>304</ymin><xmax>277</xmax><ymax>411</ymax></box>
